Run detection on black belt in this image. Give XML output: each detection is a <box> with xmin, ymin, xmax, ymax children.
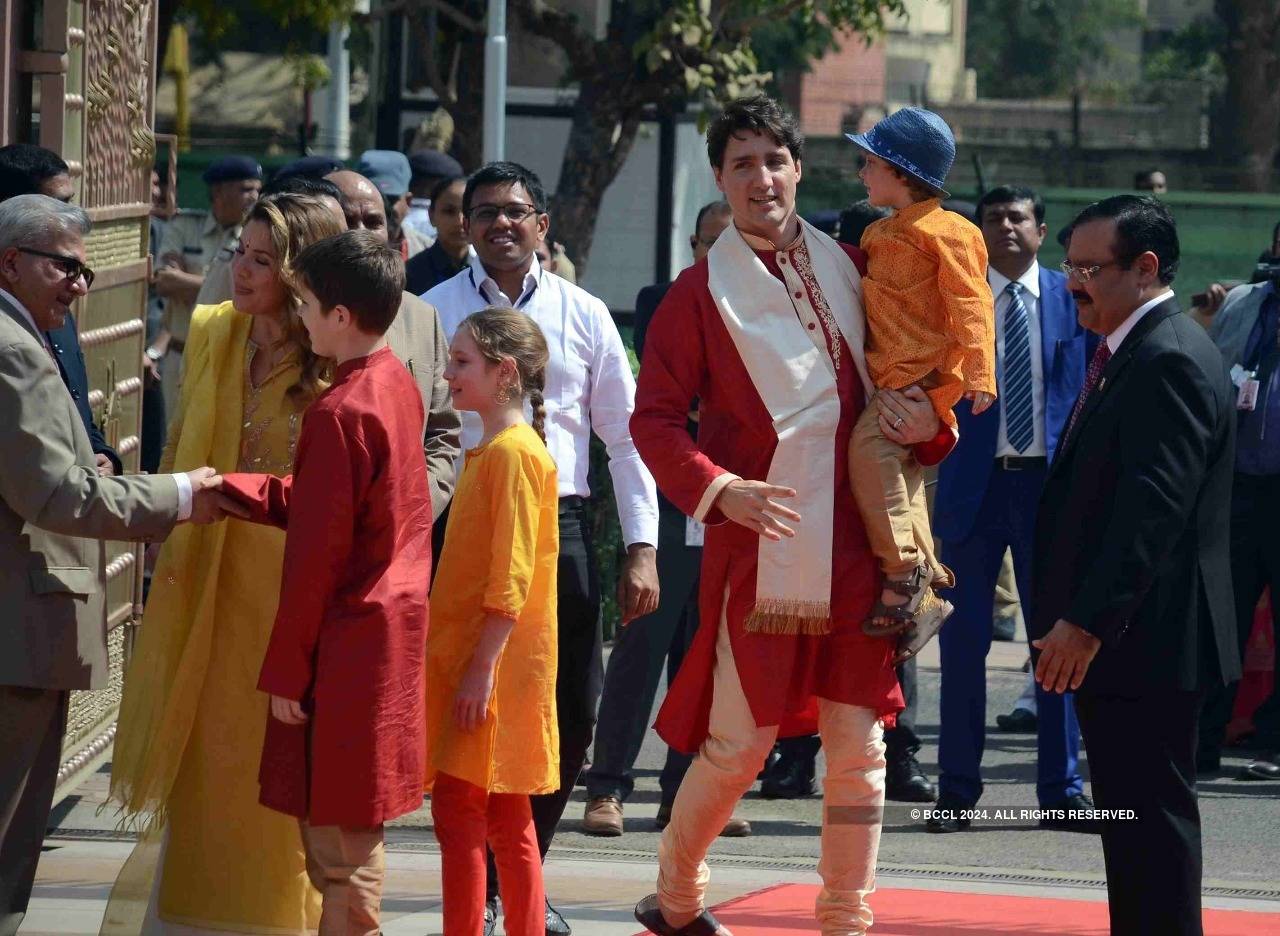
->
<box><xmin>559</xmin><ymin>495</ymin><xmax>587</xmax><ymax>508</ymax></box>
<box><xmin>995</xmin><ymin>455</ymin><xmax>1046</xmax><ymax>471</ymax></box>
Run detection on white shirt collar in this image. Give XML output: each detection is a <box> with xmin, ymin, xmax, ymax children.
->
<box><xmin>988</xmin><ymin>260</ymin><xmax>1041</xmax><ymax>299</ymax></box>
<box><xmin>468</xmin><ymin>252</ymin><xmax>541</xmax><ymax>307</ymax></box>
<box><xmin>0</xmin><ymin>287</ymin><xmax>45</xmax><ymax>339</ymax></box>
<box><xmin>1106</xmin><ymin>290</ymin><xmax>1173</xmax><ymax>353</ymax></box>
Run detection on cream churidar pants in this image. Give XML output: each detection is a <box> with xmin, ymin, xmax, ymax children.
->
<box><xmin>656</xmin><ymin>595</ymin><xmax>887</xmax><ymax>935</ymax></box>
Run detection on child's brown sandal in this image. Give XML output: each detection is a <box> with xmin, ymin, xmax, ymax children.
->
<box><xmin>862</xmin><ymin>565</ymin><xmax>932</xmax><ymax>638</ymax></box>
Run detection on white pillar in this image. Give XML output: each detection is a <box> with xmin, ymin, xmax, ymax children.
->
<box><xmin>325</xmin><ymin>18</ymin><xmax>351</xmax><ymax>159</ymax></box>
<box><xmin>483</xmin><ymin>0</ymin><xmax>507</xmax><ymax>163</ymax></box>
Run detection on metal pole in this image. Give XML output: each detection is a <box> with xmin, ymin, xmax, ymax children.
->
<box><xmin>483</xmin><ymin>0</ymin><xmax>507</xmax><ymax>163</ymax></box>
<box><xmin>326</xmin><ymin>18</ymin><xmax>351</xmax><ymax>159</ymax></box>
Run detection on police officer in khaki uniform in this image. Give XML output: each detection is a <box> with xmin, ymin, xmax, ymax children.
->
<box><xmin>148</xmin><ymin>156</ymin><xmax>262</xmax><ymax>411</ymax></box>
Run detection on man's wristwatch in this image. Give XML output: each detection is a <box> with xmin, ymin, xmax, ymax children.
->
<box><xmin>145</xmin><ymin>346</ymin><xmax>163</xmax><ymax>362</ymax></box>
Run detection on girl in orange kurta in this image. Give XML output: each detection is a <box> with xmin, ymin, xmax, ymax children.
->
<box><xmin>427</xmin><ymin>306</ymin><xmax>559</xmax><ymax>936</ymax></box>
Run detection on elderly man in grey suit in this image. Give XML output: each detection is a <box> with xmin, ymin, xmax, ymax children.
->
<box><xmin>0</xmin><ymin>194</ymin><xmax>230</xmax><ymax>935</ymax></box>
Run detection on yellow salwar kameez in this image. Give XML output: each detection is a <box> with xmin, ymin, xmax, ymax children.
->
<box><xmin>102</xmin><ymin>302</ymin><xmax>321</xmax><ymax>936</ymax></box>
<box><xmin>425</xmin><ymin>423</ymin><xmax>560</xmax><ymax>795</ymax></box>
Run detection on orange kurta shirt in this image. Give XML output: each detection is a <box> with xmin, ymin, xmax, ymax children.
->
<box><xmin>425</xmin><ymin>423</ymin><xmax>560</xmax><ymax>795</ymax></box>
<box><xmin>861</xmin><ymin>198</ymin><xmax>996</xmax><ymax>425</ymax></box>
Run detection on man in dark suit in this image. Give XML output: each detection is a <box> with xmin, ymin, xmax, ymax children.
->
<box><xmin>0</xmin><ymin>143</ymin><xmax>121</xmax><ymax>477</ymax></box>
<box><xmin>1033</xmin><ymin>195</ymin><xmax>1238</xmax><ymax>935</ymax></box>
<box><xmin>582</xmin><ymin>199</ymin><xmax>744</xmax><ymax>838</ymax></box>
<box><xmin>929</xmin><ymin>185</ymin><xmax>1092</xmax><ymax>831</ymax></box>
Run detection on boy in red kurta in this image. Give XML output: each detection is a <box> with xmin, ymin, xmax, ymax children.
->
<box><xmin>219</xmin><ymin>231</ymin><xmax>431</xmax><ymax>936</ymax></box>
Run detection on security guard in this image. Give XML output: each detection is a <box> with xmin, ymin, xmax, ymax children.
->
<box><xmin>148</xmin><ymin>155</ymin><xmax>261</xmax><ymax>411</ymax></box>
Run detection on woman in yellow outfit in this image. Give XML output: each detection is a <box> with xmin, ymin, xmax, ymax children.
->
<box><xmin>427</xmin><ymin>307</ymin><xmax>559</xmax><ymax>936</ymax></box>
<box><xmin>102</xmin><ymin>194</ymin><xmax>342</xmax><ymax>935</ymax></box>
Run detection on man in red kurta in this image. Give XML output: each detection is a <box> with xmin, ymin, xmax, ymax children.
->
<box><xmin>630</xmin><ymin>96</ymin><xmax>954</xmax><ymax>936</ymax></box>
<box><xmin>220</xmin><ymin>232</ymin><xmax>432</xmax><ymax>936</ymax></box>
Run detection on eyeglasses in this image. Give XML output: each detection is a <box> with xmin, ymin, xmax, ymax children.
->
<box><xmin>1059</xmin><ymin>260</ymin><xmax>1124</xmax><ymax>283</ymax></box>
<box><xmin>18</xmin><ymin>247</ymin><xmax>95</xmax><ymax>289</ymax></box>
<box><xmin>468</xmin><ymin>203</ymin><xmax>539</xmax><ymax>225</ymax></box>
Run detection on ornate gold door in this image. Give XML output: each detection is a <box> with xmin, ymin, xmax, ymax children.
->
<box><xmin>3</xmin><ymin>0</ymin><xmax>158</xmax><ymax>803</ymax></box>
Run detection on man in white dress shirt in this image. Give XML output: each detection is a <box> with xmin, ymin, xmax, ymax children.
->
<box><xmin>425</xmin><ymin>161</ymin><xmax>659</xmax><ymax>935</ymax></box>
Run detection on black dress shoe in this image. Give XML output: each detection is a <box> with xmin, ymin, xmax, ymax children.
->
<box><xmin>925</xmin><ymin>792</ymin><xmax>973</xmax><ymax>833</ymax></box>
<box><xmin>886</xmin><ymin>753</ymin><xmax>937</xmax><ymax>802</ymax></box>
<box><xmin>484</xmin><ymin>899</ymin><xmax>497</xmax><ymax>936</ymax></box>
<box><xmin>545</xmin><ymin>897</ymin><xmax>572</xmax><ymax>935</ymax></box>
<box><xmin>760</xmin><ymin>759</ymin><xmax>816</xmax><ymax>799</ymax></box>
<box><xmin>1038</xmin><ymin>792</ymin><xmax>1102</xmax><ymax>833</ymax></box>
<box><xmin>995</xmin><ymin>707</ymin><xmax>1037</xmax><ymax>733</ymax></box>
<box><xmin>1240</xmin><ymin>754</ymin><xmax>1280</xmax><ymax>781</ymax></box>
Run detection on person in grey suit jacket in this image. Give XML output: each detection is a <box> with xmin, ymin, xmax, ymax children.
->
<box><xmin>0</xmin><ymin>194</ymin><xmax>231</xmax><ymax>936</ymax></box>
<box><xmin>1199</xmin><ymin>274</ymin><xmax>1280</xmax><ymax>779</ymax></box>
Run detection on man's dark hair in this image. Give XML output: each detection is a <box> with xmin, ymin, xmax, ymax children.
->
<box><xmin>292</xmin><ymin>230</ymin><xmax>405</xmax><ymax>335</ymax></box>
<box><xmin>976</xmin><ymin>185</ymin><xmax>1045</xmax><ymax>225</ymax></box>
<box><xmin>0</xmin><ymin>143</ymin><xmax>69</xmax><ymax>201</ymax></box>
<box><xmin>694</xmin><ymin>200</ymin><xmax>732</xmax><ymax>235</ymax></box>
<box><xmin>463</xmin><ymin>161</ymin><xmax>547</xmax><ymax>216</ymax></box>
<box><xmin>706</xmin><ymin>94</ymin><xmax>803</xmax><ymax>170</ymax></box>
<box><xmin>428</xmin><ymin>174</ymin><xmax>465</xmax><ymax>206</ymax></box>
<box><xmin>838</xmin><ymin>200</ymin><xmax>891</xmax><ymax>247</ymax></box>
<box><xmin>262</xmin><ymin>174</ymin><xmax>351</xmax><ymax>218</ymax></box>
<box><xmin>1070</xmin><ymin>194</ymin><xmax>1180</xmax><ymax>285</ymax></box>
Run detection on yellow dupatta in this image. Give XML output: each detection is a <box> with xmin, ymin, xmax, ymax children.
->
<box><xmin>109</xmin><ymin>301</ymin><xmax>259</xmax><ymax>825</ymax></box>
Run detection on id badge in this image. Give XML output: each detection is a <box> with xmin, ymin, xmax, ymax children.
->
<box><xmin>685</xmin><ymin>515</ymin><xmax>705</xmax><ymax>547</ymax></box>
<box><xmin>1238</xmin><ymin>378</ymin><xmax>1261</xmax><ymax>411</ymax></box>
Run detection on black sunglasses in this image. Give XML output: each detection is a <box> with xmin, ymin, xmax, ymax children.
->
<box><xmin>17</xmin><ymin>247</ymin><xmax>95</xmax><ymax>289</ymax></box>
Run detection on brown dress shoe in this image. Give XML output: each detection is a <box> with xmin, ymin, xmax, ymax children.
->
<box><xmin>582</xmin><ymin>796</ymin><xmax>623</xmax><ymax>836</ymax></box>
<box><xmin>654</xmin><ymin>802</ymin><xmax>750</xmax><ymax>837</ymax></box>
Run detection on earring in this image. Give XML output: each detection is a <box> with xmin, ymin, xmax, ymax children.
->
<box><xmin>495</xmin><ymin>384</ymin><xmax>511</xmax><ymax>405</ymax></box>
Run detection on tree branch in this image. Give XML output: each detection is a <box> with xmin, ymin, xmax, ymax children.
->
<box><xmin>364</xmin><ymin>0</ymin><xmax>485</xmax><ymax>34</ymax></box>
<box><xmin>510</xmin><ymin>0</ymin><xmax>600</xmax><ymax>71</ymax></box>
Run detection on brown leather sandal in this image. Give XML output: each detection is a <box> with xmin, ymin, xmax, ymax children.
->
<box><xmin>862</xmin><ymin>564</ymin><xmax>932</xmax><ymax>638</ymax></box>
<box><xmin>893</xmin><ymin>585</ymin><xmax>956</xmax><ymax>664</ymax></box>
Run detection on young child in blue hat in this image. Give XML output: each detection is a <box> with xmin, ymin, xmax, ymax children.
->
<box><xmin>845</xmin><ymin>107</ymin><xmax>996</xmax><ymax>659</ymax></box>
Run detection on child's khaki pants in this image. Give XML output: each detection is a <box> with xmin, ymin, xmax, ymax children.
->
<box><xmin>848</xmin><ymin>398</ymin><xmax>942</xmax><ymax>582</ymax></box>
<box><xmin>299</xmin><ymin>821</ymin><xmax>385</xmax><ymax>936</ymax></box>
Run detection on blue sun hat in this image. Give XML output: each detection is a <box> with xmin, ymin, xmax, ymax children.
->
<box><xmin>846</xmin><ymin>108</ymin><xmax>956</xmax><ymax>198</ymax></box>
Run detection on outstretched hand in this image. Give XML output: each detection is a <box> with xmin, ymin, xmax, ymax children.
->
<box><xmin>185</xmin><ymin>468</ymin><xmax>250</xmax><ymax>525</ymax></box>
<box><xmin>715</xmin><ymin>479</ymin><xmax>800</xmax><ymax>541</ymax></box>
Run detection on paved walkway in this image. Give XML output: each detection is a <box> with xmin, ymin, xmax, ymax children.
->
<box><xmin>27</xmin><ymin>634</ymin><xmax>1280</xmax><ymax>934</ymax></box>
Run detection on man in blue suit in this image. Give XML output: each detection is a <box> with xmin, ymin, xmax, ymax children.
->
<box><xmin>0</xmin><ymin>144</ymin><xmax>120</xmax><ymax>476</ymax></box>
<box><xmin>928</xmin><ymin>185</ymin><xmax>1092</xmax><ymax>832</ymax></box>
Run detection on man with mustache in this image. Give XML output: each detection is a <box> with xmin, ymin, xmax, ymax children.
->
<box><xmin>1032</xmin><ymin>195</ymin><xmax>1238</xmax><ymax>934</ymax></box>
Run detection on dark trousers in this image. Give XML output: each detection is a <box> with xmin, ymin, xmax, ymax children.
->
<box><xmin>939</xmin><ymin>462</ymin><xmax>1083</xmax><ymax>806</ymax></box>
<box><xmin>0</xmin><ymin>687</ymin><xmax>69</xmax><ymax>936</ymax></box>
<box><xmin>1076</xmin><ymin>691</ymin><xmax>1205</xmax><ymax>936</ymax></box>
<box><xmin>774</xmin><ymin>656</ymin><xmax>918</xmax><ymax>769</ymax></box>
<box><xmin>487</xmin><ymin>498</ymin><xmax>602</xmax><ymax>901</ymax></box>
<box><xmin>585</xmin><ymin>508</ymin><xmax>700</xmax><ymax>805</ymax></box>
<box><xmin>139</xmin><ymin>376</ymin><xmax>165</xmax><ymax>476</ymax></box>
<box><xmin>1200</xmin><ymin>473</ymin><xmax>1280</xmax><ymax>757</ymax></box>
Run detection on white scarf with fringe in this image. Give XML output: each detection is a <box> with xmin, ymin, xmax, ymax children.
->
<box><xmin>706</xmin><ymin>218</ymin><xmax>872</xmax><ymax>635</ymax></box>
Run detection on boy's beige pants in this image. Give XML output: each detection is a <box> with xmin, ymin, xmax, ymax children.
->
<box><xmin>656</xmin><ymin>600</ymin><xmax>887</xmax><ymax>935</ymax></box>
<box><xmin>848</xmin><ymin>399</ymin><xmax>942</xmax><ymax>581</ymax></box>
<box><xmin>299</xmin><ymin>822</ymin><xmax>385</xmax><ymax>936</ymax></box>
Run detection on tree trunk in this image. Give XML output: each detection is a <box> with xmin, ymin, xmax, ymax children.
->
<box><xmin>448</xmin><ymin>36</ymin><xmax>486</xmax><ymax>170</ymax></box>
<box><xmin>1215</xmin><ymin>0</ymin><xmax>1280</xmax><ymax>191</ymax></box>
<box><xmin>547</xmin><ymin>83</ymin><xmax>643</xmax><ymax>281</ymax></box>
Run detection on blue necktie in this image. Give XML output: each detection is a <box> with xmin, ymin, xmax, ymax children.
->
<box><xmin>1002</xmin><ymin>282</ymin><xmax>1034</xmax><ymax>453</ymax></box>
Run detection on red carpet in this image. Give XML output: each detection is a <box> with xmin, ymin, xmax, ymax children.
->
<box><xmin>637</xmin><ymin>884</ymin><xmax>1280</xmax><ymax>934</ymax></box>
